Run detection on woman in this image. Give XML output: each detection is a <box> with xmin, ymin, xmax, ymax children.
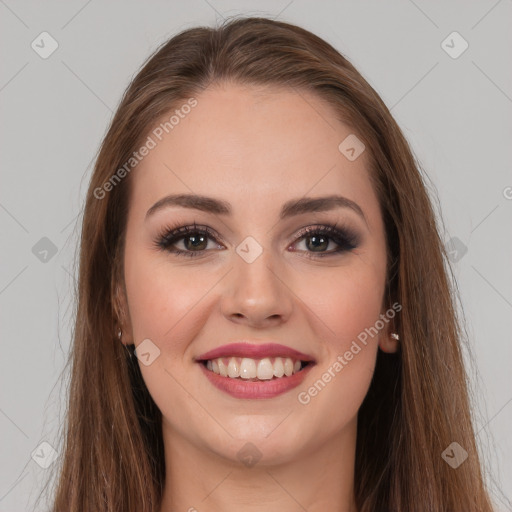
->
<box><xmin>48</xmin><ymin>16</ymin><xmax>495</xmax><ymax>511</ymax></box>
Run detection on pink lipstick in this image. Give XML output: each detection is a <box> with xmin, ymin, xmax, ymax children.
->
<box><xmin>196</xmin><ymin>342</ymin><xmax>316</xmax><ymax>399</ymax></box>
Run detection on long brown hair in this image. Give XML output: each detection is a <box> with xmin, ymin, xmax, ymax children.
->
<box><xmin>45</xmin><ymin>16</ymin><xmax>495</xmax><ymax>511</ymax></box>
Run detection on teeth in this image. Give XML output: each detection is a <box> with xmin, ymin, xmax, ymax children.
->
<box><xmin>284</xmin><ymin>358</ymin><xmax>294</xmax><ymax>377</ymax></box>
<box><xmin>227</xmin><ymin>357</ymin><xmax>240</xmax><ymax>378</ymax></box>
<box><xmin>205</xmin><ymin>356</ymin><xmax>306</xmax><ymax>380</ymax></box>
<box><xmin>240</xmin><ymin>358</ymin><xmax>257</xmax><ymax>379</ymax></box>
<box><xmin>257</xmin><ymin>358</ymin><xmax>274</xmax><ymax>380</ymax></box>
<box><xmin>273</xmin><ymin>358</ymin><xmax>284</xmax><ymax>378</ymax></box>
<box><xmin>218</xmin><ymin>358</ymin><xmax>228</xmax><ymax>377</ymax></box>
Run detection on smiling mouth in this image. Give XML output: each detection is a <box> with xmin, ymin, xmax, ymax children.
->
<box><xmin>200</xmin><ymin>356</ymin><xmax>313</xmax><ymax>381</ymax></box>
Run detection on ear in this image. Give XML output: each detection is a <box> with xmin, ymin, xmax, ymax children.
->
<box><xmin>378</xmin><ymin>320</ymin><xmax>400</xmax><ymax>353</ymax></box>
<box><xmin>113</xmin><ymin>283</ymin><xmax>133</xmax><ymax>345</ymax></box>
<box><xmin>378</xmin><ymin>332</ymin><xmax>399</xmax><ymax>353</ymax></box>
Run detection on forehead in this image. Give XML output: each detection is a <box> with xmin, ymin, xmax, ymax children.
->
<box><xmin>129</xmin><ymin>83</ymin><xmax>378</xmax><ymax>220</ymax></box>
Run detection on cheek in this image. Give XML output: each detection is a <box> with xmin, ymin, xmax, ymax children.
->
<box><xmin>293</xmin><ymin>254</ymin><xmax>386</xmax><ymax>347</ymax></box>
<box><xmin>123</xmin><ymin>250</ymin><xmax>216</xmax><ymax>423</ymax></box>
<box><xmin>291</xmin><ymin>267</ymin><xmax>384</xmax><ymax>435</ymax></box>
<box><xmin>291</xmin><ymin>254</ymin><xmax>385</xmax><ymax>402</ymax></box>
<box><xmin>124</xmin><ymin>247</ymin><xmax>217</xmax><ymax>348</ymax></box>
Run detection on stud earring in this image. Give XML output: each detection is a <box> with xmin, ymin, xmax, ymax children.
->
<box><xmin>117</xmin><ymin>328</ymin><xmax>122</xmax><ymax>340</ymax></box>
<box><xmin>390</xmin><ymin>333</ymin><xmax>400</xmax><ymax>340</ymax></box>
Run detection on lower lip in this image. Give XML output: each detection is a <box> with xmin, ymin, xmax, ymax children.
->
<box><xmin>198</xmin><ymin>362</ymin><xmax>314</xmax><ymax>399</ymax></box>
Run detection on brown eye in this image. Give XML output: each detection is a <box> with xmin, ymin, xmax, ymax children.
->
<box><xmin>155</xmin><ymin>224</ymin><xmax>224</xmax><ymax>257</ymax></box>
<box><xmin>291</xmin><ymin>224</ymin><xmax>359</xmax><ymax>258</ymax></box>
<box><xmin>303</xmin><ymin>233</ymin><xmax>331</xmax><ymax>252</ymax></box>
<box><xmin>181</xmin><ymin>233</ymin><xmax>208</xmax><ymax>251</ymax></box>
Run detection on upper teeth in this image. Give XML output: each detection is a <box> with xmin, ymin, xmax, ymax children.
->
<box><xmin>205</xmin><ymin>357</ymin><xmax>303</xmax><ymax>380</ymax></box>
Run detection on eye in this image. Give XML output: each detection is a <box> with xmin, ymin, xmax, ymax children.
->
<box><xmin>154</xmin><ymin>222</ymin><xmax>224</xmax><ymax>258</ymax></box>
<box><xmin>290</xmin><ymin>224</ymin><xmax>359</xmax><ymax>258</ymax></box>
<box><xmin>154</xmin><ymin>222</ymin><xmax>359</xmax><ymax>259</ymax></box>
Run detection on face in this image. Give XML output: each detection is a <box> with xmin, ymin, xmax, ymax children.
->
<box><xmin>120</xmin><ymin>83</ymin><xmax>395</xmax><ymax>465</ymax></box>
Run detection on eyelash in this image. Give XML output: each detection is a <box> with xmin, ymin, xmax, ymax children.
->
<box><xmin>153</xmin><ymin>221</ymin><xmax>359</xmax><ymax>259</ymax></box>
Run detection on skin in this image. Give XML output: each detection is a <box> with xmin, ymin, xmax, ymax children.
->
<box><xmin>119</xmin><ymin>83</ymin><xmax>398</xmax><ymax>512</ymax></box>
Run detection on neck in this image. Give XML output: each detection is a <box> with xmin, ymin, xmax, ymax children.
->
<box><xmin>158</xmin><ymin>419</ymin><xmax>358</xmax><ymax>512</ymax></box>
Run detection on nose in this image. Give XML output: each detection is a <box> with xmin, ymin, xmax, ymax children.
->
<box><xmin>220</xmin><ymin>245</ymin><xmax>293</xmax><ymax>328</ymax></box>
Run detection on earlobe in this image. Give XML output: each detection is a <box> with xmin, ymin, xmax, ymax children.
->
<box><xmin>379</xmin><ymin>332</ymin><xmax>400</xmax><ymax>353</ymax></box>
<box><xmin>113</xmin><ymin>284</ymin><xmax>133</xmax><ymax>345</ymax></box>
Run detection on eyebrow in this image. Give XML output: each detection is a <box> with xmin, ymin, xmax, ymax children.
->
<box><xmin>145</xmin><ymin>193</ymin><xmax>366</xmax><ymax>223</ymax></box>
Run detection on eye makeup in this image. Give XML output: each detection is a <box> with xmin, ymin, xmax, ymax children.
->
<box><xmin>152</xmin><ymin>220</ymin><xmax>360</xmax><ymax>259</ymax></box>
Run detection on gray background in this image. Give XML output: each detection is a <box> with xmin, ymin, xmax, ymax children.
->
<box><xmin>1</xmin><ymin>1</ymin><xmax>511</xmax><ymax>510</ymax></box>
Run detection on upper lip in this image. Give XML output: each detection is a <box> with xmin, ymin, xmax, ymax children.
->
<box><xmin>196</xmin><ymin>342</ymin><xmax>316</xmax><ymax>362</ymax></box>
